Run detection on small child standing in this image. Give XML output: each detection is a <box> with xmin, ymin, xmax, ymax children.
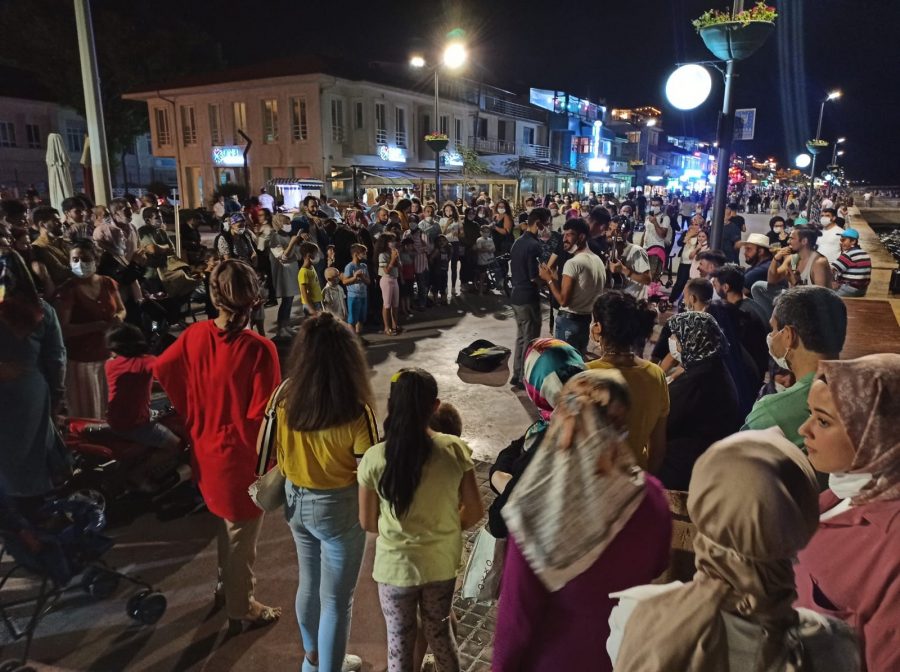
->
<box><xmin>298</xmin><ymin>242</ymin><xmax>324</xmax><ymax>316</ymax></box>
<box><xmin>429</xmin><ymin>235</ymin><xmax>451</xmax><ymax>305</ymax></box>
<box><xmin>474</xmin><ymin>225</ymin><xmax>496</xmax><ymax>294</ymax></box>
<box><xmin>343</xmin><ymin>243</ymin><xmax>370</xmax><ymax>335</ymax></box>
<box><xmin>322</xmin><ymin>267</ymin><xmax>348</xmax><ymax>322</ymax></box>
<box><xmin>399</xmin><ymin>238</ymin><xmax>416</xmax><ymax>317</ymax></box>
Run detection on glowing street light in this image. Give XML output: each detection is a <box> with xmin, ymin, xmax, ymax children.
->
<box><xmin>442</xmin><ymin>42</ymin><xmax>467</xmax><ymax>70</ymax></box>
<box><xmin>837</xmin><ymin>150</ymin><xmax>845</xmax><ymax>156</ymax></box>
<box><xmin>810</xmin><ymin>88</ymin><xmax>842</xmax><ymax>195</ymax></box>
<box><xmin>826</xmin><ymin>90</ymin><xmax>842</xmax><ymax>101</ymax></box>
<box><xmin>646</xmin><ymin>118</ymin><xmax>657</xmax><ymax>127</ymax></box>
<box><xmin>665</xmin><ymin>64</ymin><xmax>713</xmax><ymax>111</ymax></box>
<box><xmin>409</xmin><ymin>55</ymin><xmax>426</xmax><ymax>69</ymax></box>
<box><xmin>795</xmin><ymin>153</ymin><xmax>812</xmax><ymax>168</ymax></box>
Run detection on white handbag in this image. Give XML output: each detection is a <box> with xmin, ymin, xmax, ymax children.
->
<box><xmin>248</xmin><ymin>380</ymin><xmax>289</xmax><ymax>512</ymax></box>
<box><xmin>461</xmin><ymin>526</ymin><xmax>506</xmax><ymax>602</ymax></box>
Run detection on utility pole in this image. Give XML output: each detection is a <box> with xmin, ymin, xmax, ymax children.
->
<box><xmin>74</xmin><ymin>0</ymin><xmax>112</xmax><ymax>204</ymax></box>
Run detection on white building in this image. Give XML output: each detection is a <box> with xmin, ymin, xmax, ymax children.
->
<box><xmin>125</xmin><ymin>56</ymin><xmax>551</xmax><ymax>207</ymax></box>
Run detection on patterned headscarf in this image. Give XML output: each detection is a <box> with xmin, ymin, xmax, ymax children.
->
<box><xmin>616</xmin><ymin>429</ymin><xmax>821</xmax><ymax>672</ymax></box>
<box><xmin>818</xmin><ymin>353</ymin><xmax>900</xmax><ymax>504</ymax></box>
<box><xmin>523</xmin><ymin>338</ymin><xmax>586</xmax><ymax>421</ymax></box>
<box><xmin>667</xmin><ymin>311</ymin><xmax>726</xmax><ymax>368</ymax></box>
<box><xmin>209</xmin><ymin>259</ymin><xmax>260</xmax><ymax>332</ymax></box>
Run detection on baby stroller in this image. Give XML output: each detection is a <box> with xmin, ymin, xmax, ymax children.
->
<box><xmin>0</xmin><ymin>491</ymin><xmax>167</xmax><ymax>670</ymax></box>
<box><xmin>486</xmin><ymin>253</ymin><xmax>512</xmax><ymax>297</ymax></box>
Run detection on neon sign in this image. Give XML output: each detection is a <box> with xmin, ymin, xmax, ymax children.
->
<box><xmin>212</xmin><ymin>146</ymin><xmax>244</xmax><ymax>167</ymax></box>
<box><xmin>377</xmin><ymin>145</ymin><xmax>407</xmax><ymax>163</ymax></box>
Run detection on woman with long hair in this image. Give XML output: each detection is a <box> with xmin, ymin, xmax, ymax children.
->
<box><xmin>54</xmin><ymin>239</ymin><xmax>126</xmax><ymax>418</ymax></box>
<box><xmin>276</xmin><ymin>313</ymin><xmax>378</xmax><ymax>672</ymax></box>
<box><xmin>154</xmin><ymin>259</ymin><xmax>282</xmax><ymax>633</ymax></box>
<box><xmin>608</xmin><ymin>429</ymin><xmax>860</xmax><ymax>671</ymax></box>
<box><xmin>0</xmin><ymin>242</ymin><xmax>67</xmax><ymax>506</ymax></box>
<box><xmin>359</xmin><ymin>368</ymin><xmax>483</xmax><ymax>672</ymax></box>
<box><xmin>375</xmin><ymin>232</ymin><xmax>400</xmax><ymax>335</ymax></box>
<box><xmin>439</xmin><ymin>202</ymin><xmax>462</xmax><ymax>294</ymax></box>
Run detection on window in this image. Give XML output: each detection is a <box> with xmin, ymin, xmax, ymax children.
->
<box><xmin>354</xmin><ymin>101</ymin><xmax>364</xmax><ymax>129</ymax></box>
<box><xmin>375</xmin><ymin>102</ymin><xmax>387</xmax><ymax>144</ymax></box>
<box><xmin>0</xmin><ymin>121</ymin><xmax>15</xmax><ymax>148</ymax></box>
<box><xmin>602</xmin><ymin>140</ymin><xmax>612</xmax><ymax>156</ymax></box>
<box><xmin>331</xmin><ymin>99</ymin><xmax>344</xmax><ymax>142</ymax></box>
<box><xmin>475</xmin><ymin>117</ymin><xmax>487</xmax><ymax>140</ymax></box>
<box><xmin>627</xmin><ymin>131</ymin><xmax>641</xmax><ymax>144</ymax></box>
<box><xmin>208</xmin><ymin>104</ymin><xmax>222</xmax><ymax>144</ymax></box>
<box><xmin>154</xmin><ymin>108</ymin><xmax>170</xmax><ymax>146</ymax></box>
<box><xmin>440</xmin><ymin>115</ymin><xmax>449</xmax><ymax>136</ymax></box>
<box><xmin>498</xmin><ymin>120</ymin><xmax>507</xmax><ymax>142</ymax></box>
<box><xmin>395</xmin><ymin>107</ymin><xmax>407</xmax><ymax>147</ymax></box>
<box><xmin>423</xmin><ymin>114</ymin><xmax>431</xmax><ymax>136</ymax></box>
<box><xmin>522</xmin><ymin>126</ymin><xmax>535</xmax><ymax>145</ymax></box>
<box><xmin>26</xmin><ymin>123</ymin><xmax>40</xmax><ymax>149</ymax></box>
<box><xmin>232</xmin><ymin>102</ymin><xmax>247</xmax><ymax>140</ymax></box>
<box><xmin>180</xmin><ymin>106</ymin><xmax>197</xmax><ymax>146</ymax></box>
<box><xmin>261</xmin><ymin>99</ymin><xmax>278</xmax><ymax>143</ymax></box>
<box><xmin>290</xmin><ymin>97</ymin><xmax>308</xmax><ymax>141</ymax></box>
<box><xmin>454</xmin><ymin>118</ymin><xmax>462</xmax><ymax>142</ymax></box>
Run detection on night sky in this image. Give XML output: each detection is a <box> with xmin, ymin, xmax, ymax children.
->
<box><xmin>111</xmin><ymin>0</ymin><xmax>900</xmax><ymax>184</ymax></box>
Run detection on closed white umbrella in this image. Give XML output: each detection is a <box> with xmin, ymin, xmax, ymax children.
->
<box><xmin>46</xmin><ymin>132</ymin><xmax>74</xmax><ymax>210</ymax></box>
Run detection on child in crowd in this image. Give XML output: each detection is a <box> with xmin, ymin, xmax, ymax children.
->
<box><xmin>428</xmin><ymin>401</ymin><xmax>462</xmax><ymax>437</ymax></box>
<box><xmin>474</xmin><ymin>224</ymin><xmax>496</xmax><ymax>294</ymax></box>
<box><xmin>358</xmin><ymin>369</ymin><xmax>483</xmax><ymax>672</ymax></box>
<box><xmin>298</xmin><ymin>242</ymin><xmax>323</xmax><ymax>315</ymax></box>
<box><xmin>322</xmin><ymin>267</ymin><xmax>347</xmax><ymax>322</ymax></box>
<box><xmin>429</xmin><ymin>235</ymin><xmax>451</xmax><ymax>305</ymax></box>
<box><xmin>104</xmin><ymin>324</ymin><xmax>182</xmax><ymax>490</ymax></box>
<box><xmin>377</xmin><ymin>232</ymin><xmax>400</xmax><ymax>335</ymax></box>
<box><xmin>326</xmin><ymin>244</ymin><xmax>336</xmax><ymax>270</ymax></box>
<box><xmin>343</xmin><ymin>243</ymin><xmax>370</xmax><ymax>336</ymax></box>
<box><xmin>399</xmin><ymin>238</ymin><xmax>416</xmax><ymax>317</ymax></box>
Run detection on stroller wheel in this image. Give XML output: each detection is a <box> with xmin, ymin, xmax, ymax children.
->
<box><xmin>81</xmin><ymin>567</ymin><xmax>120</xmax><ymax>599</ymax></box>
<box><xmin>127</xmin><ymin>590</ymin><xmax>167</xmax><ymax>625</ymax></box>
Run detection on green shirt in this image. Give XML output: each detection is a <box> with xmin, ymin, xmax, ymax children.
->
<box><xmin>297</xmin><ymin>266</ymin><xmax>323</xmax><ymax>304</ymax></box>
<box><xmin>358</xmin><ymin>433</ymin><xmax>474</xmax><ymax>587</ymax></box>
<box><xmin>741</xmin><ymin>372</ymin><xmax>815</xmax><ymax>449</ymax></box>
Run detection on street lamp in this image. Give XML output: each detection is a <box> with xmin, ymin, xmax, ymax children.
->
<box><xmin>809</xmin><ymin>89</ymin><xmax>841</xmax><ymax>196</ymax></box>
<box><xmin>411</xmin><ymin>40</ymin><xmax>467</xmax><ymax>202</ymax></box>
<box><xmin>832</xmin><ymin>137</ymin><xmax>846</xmax><ymax>164</ymax></box>
<box><xmin>795</xmin><ymin>153</ymin><xmax>812</xmax><ymax>168</ymax></box>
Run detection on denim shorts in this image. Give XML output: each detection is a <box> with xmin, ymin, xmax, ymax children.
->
<box><xmin>347</xmin><ymin>295</ymin><xmax>368</xmax><ymax>325</ymax></box>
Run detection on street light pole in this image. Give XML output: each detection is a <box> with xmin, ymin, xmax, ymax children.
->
<box><xmin>808</xmin><ymin>91</ymin><xmax>840</xmax><ymax>204</ymax></box>
<box><xmin>434</xmin><ymin>68</ymin><xmax>441</xmax><ymax>203</ymax></box>
<box><xmin>709</xmin><ymin>58</ymin><xmax>735</xmax><ymax>252</ymax></box>
<box><xmin>831</xmin><ymin>137</ymin><xmax>845</xmax><ymax>164</ymax></box>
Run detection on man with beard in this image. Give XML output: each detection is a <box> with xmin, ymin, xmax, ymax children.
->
<box><xmin>31</xmin><ymin>206</ymin><xmax>72</xmax><ymax>287</ymax></box>
<box><xmin>737</xmin><ymin>233</ymin><xmax>775</xmax><ymax>296</ymax></box>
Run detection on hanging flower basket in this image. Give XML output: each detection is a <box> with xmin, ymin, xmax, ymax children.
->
<box><xmin>806</xmin><ymin>139</ymin><xmax>829</xmax><ymax>155</ymax></box>
<box><xmin>629</xmin><ymin>160</ymin><xmax>645</xmax><ymax>169</ymax></box>
<box><xmin>694</xmin><ymin>3</ymin><xmax>777</xmax><ymax>61</ymax></box>
<box><xmin>425</xmin><ymin>133</ymin><xmax>450</xmax><ymax>153</ymax></box>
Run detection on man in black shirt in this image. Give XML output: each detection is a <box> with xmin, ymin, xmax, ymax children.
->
<box><xmin>508</xmin><ymin>207</ymin><xmax>549</xmax><ymax>389</ymax></box>
<box><xmin>587</xmin><ymin>205</ymin><xmax>611</xmax><ymax>258</ymax></box>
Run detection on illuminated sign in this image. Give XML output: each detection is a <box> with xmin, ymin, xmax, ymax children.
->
<box><xmin>587</xmin><ymin>157</ymin><xmax>609</xmax><ymax>173</ymax></box>
<box><xmin>377</xmin><ymin>145</ymin><xmax>407</xmax><ymax>163</ymax></box>
<box><xmin>443</xmin><ymin>151</ymin><xmax>464</xmax><ymax>167</ymax></box>
<box><xmin>682</xmin><ymin>169</ymin><xmax>704</xmax><ymax>180</ymax></box>
<box><xmin>212</xmin><ymin>146</ymin><xmax>245</xmax><ymax>167</ymax></box>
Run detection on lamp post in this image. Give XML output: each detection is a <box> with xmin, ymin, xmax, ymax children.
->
<box><xmin>808</xmin><ymin>90</ymin><xmax>841</xmax><ymax>199</ymax></box>
<box><xmin>411</xmin><ymin>42</ymin><xmax>466</xmax><ymax>203</ymax></box>
<box><xmin>831</xmin><ymin>137</ymin><xmax>846</xmax><ymax>165</ymax></box>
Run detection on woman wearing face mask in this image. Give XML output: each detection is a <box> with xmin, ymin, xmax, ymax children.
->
<box><xmin>0</xmin><ymin>243</ymin><xmax>67</xmax><ymax>508</ymax></box>
<box><xmin>794</xmin><ymin>354</ymin><xmax>900</xmax><ymax>672</ymax></box>
<box><xmin>216</xmin><ymin>213</ymin><xmax>257</xmax><ymax>264</ymax></box>
<box><xmin>766</xmin><ymin>215</ymin><xmax>790</xmax><ymax>250</ymax></box>
<box><xmin>439</xmin><ymin>202</ymin><xmax>463</xmax><ymax>294</ymax></box>
<box><xmin>659</xmin><ymin>311</ymin><xmax>741</xmax><ymax>490</ymax></box>
<box><xmin>268</xmin><ymin>213</ymin><xmax>302</xmax><ymax>339</ymax></box>
<box><xmin>54</xmin><ymin>240</ymin><xmax>126</xmax><ymax>418</ymax></box>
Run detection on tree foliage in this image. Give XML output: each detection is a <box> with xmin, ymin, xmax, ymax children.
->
<box><xmin>0</xmin><ymin>0</ymin><xmax>225</xmax><ymax>165</ymax></box>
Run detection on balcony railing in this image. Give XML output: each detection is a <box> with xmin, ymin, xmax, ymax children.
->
<box><xmin>519</xmin><ymin>143</ymin><xmax>550</xmax><ymax>161</ymax></box>
<box><xmin>395</xmin><ymin>130</ymin><xmax>407</xmax><ymax>148</ymax></box>
<box><xmin>468</xmin><ymin>135</ymin><xmax>517</xmax><ymax>154</ymax></box>
<box><xmin>375</xmin><ymin>128</ymin><xmax>388</xmax><ymax>144</ymax></box>
<box><xmin>482</xmin><ymin>95</ymin><xmax>545</xmax><ymax>122</ymax></box>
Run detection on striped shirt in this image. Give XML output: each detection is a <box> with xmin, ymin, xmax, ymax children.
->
<box><xmin>831</xmin><ymin>247</ymin><xmax>872</xmax><ymax>289</ymax></box>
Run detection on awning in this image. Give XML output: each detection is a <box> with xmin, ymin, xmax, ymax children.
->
<box><xmin>267</xmin><ymin>177</ymin><xmax>324</xmax><ymax>189</ymax></box>
<box><xmin>328</xmin><ymin>166</ymin><xmax>516</xmax><ymax>186</ymax></box>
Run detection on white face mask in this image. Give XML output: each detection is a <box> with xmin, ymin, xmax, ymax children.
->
<box><xmin>649</xmin><ymin>206</ymin><xmax>659</xmax><ymax>214</ymax></box>
<box><xmin>766</xmin><ymin>329</ymin><xmax>790</xmax><ymax>371</ymax></box>
<box><xmin>71</xmin><ymin>260</ymin><xmax>96</xmax><ymax>278</ymax></box>
<box><xmin>773</xmin><ymin>381</ymin><xmax>787</xmax><ymax>393</ymax></box>
<box><xmin>281</xmin><ymin>224</ymin><xmax>293</xmax><ymax>233</ymax></box>
<box><xmin>820</xmin><ymin>216</ymin><xmax>832</xmax><ymax>226</ymax></box>
<box><xmin>425</xmin><ymin>216</ymin><xmax>433</xmax><ymax>222</ymax></box>
<box><xmin>829</xmin><ymin>472</ymin><xmax>873</xmax><ymax>500</ymax></box>
<box><xmin>668</xmin><ymin>336</ymin><xmax>682</xmax><ymax>364</ymax></box>
<box><xmin>497</xmin><ymin>207</ymin><xmax>506</xmax><ymax>215</ymax></box>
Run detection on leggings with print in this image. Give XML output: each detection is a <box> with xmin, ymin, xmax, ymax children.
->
<box><xmin>377</xmin><ymin>579</ymin><xmax>459</xmax><ymax>672</ymax></box>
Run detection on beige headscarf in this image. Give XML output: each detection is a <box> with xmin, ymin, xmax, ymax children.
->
<box><xmin>819</xmin><ymin>353</ymin><xmax>900</xmax><ymax>504</ymax></box>
<box><xmin>209</xmin><ymin>258</ymin><xmax>260</xmax><ymax>332</ymax></box>
<box><xmin>615</xmin><ymin>429</ymin><xmax>820</xmax><ymax>672</ymax></box>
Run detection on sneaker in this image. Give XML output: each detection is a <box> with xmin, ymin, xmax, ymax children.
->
<box><xmin>305</xmin><ymin>654</ymin><xmax>363</xmax><ymax>672</ymax></box>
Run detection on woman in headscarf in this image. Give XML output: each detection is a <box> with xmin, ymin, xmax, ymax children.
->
<box><xmin>0</xmin><ymin>244</ymin><xmax>67</xmax><ymax>508</ymax></box>
<box><xmin>660</xmin><ymin>311</ymin><xmax>742</xmax><ymax>490</ymax></box>
<box><xmin>154</xmin><ymin>259</ymin><xmax>282</xmax><ymax>633</ymax></box>
<box><xmin>608</xmin><ymin>428</ymin><xmax>860</xmax><ymax>671</ymax></box>
<box><xmin>492</xmin><ymin>369</ymin><xmax>672</xmax><ymax>672</ymax></box>
<box><xmin>487</xmin><ymin>338</ymin><xmax>585</xmax><ymax>538</ymax></box>
<box><xmin>795</xmin><ymin>354</ymin><xmax>900</xmax><ymax>672</ymax></box>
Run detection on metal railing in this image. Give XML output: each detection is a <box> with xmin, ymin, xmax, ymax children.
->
<box><xmin>375</xmin><ymin>128</ymin><xmax>388</xmax><ymax>144</ymax></box>
<box><xmin>482</xmin><ymin>95</ymin><xmax>545</xmax><ymax>122</ymax></box>
<box><xmin>519</xmin><ymin>143</ymin><xmax>550</xmax><ymax>160</ymax></box>
<box><xmin>395</xmin><ymin>130</ymin><xmax>407</xmax><ymax>148</ymax></box>
<box><xmin>468</xmin><ymin>135</ymin><xmax>517</xmax><ymax>154</ymax></box>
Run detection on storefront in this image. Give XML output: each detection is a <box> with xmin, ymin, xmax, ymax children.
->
<box><xmin>266</xmin><ymin>177</ymin><xmax>325</xmax><ymax>210</ymax></box>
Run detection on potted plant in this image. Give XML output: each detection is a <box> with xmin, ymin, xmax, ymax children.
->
<box><xmin>806</xmin><ymin>139</ymin><xmax>829</xmax><ymax>155</ymax></box>
<box><xmin>628</xmin><ymin>160</ymin><xmax>645</xmax><ymax>169</ymax></box>
<box><xmin>425</xmin><ymin>132</ymin><xmax>450</xmax><ymax>153</ymax></box>
<box><xmin>693</xmin><ymin>2</ymin><xmax>777</xmax><ymax>61</ymax></box>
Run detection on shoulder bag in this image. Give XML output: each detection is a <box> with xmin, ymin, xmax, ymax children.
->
<box><xmin>248</xmin><ymin>379</ymin><xmax>290</xmax><ymax>512</ymax></box>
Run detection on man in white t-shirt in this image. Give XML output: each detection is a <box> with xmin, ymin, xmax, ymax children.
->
<box><xmin>538</xmin><ymin>218</ymin><xmax>606</xmax><ymax>353</ymax></box>
<box><xmin>258</xmin><ymin>188</ymin><xmax>275</xmax><ymax>212</ymax></box>
<box><xmin>610</xmin><ymin>237</ymin><xmax>652</xmax><ymax>300</ymax></box>
<box><xmin>816</xmin><ymin>208</ymin><xmax>843</xmax><ymax>265</ymax></box>
<box><xmin>642</xmin><ymin>196</ymin><xmax>671</xmax><ymax>280</ymax></box>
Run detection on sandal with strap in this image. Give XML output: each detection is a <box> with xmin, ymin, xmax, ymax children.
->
<box><xmin>227</xmin><ymin>604</ymin><xmax>282</xmax><ymax>635</ymax></box>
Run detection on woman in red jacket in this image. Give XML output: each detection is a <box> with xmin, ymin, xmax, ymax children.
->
<box><xmin>155</xmin><ymin>259</ymin><xmax>281</xmax><ymax>633</ymax></box>
<box><xmin>795</xmin><ymin>353</ymin><xmax>900</xmax><ymax>672</ymax></box>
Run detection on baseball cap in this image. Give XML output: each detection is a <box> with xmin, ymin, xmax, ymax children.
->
<box><xmin>229</xmin><ymin>213</ymin><xmax>246</xmax><ymax>225</ymax></box>
<box><xmin>840</xmin><ymin>228</ymin><xmax>859</xmax><ymax>240</ymax></box>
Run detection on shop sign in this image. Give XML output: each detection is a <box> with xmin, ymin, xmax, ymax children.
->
<box><xmin>212</xmin><ymin>146</ymin><xmax>245</xmax><ymax>167</ymax></box>
<box><xmin>377</xmin><ymin>145</ymin><xmax>407</xmax><ymax>163</ymax></box>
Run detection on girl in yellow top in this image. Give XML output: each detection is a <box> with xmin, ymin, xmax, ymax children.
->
<box><xmin>297</xmin><ymin>242</ymin><xmax>324</xmax><ymax>316</ymax></box>
<box><xmin>275</xmin><ymin>313</ymin><xmax>378</xmax><ymax>672</ymax></box>
<box><xmin>358</xmin><ymin>369</ymin><xmax>484</xmax><ymax>672</ymax></box>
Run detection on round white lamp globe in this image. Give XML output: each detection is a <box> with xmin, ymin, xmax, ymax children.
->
<box><xmin>665</xmin><ymin>64</ymin><xmax>712</xmax><ymax>110</ymax></box>
<box><xmin>795</xmin><ymin>153</ymin><xmax>812</xmax><ymax>168</ymax></box>
<box><xmin>443</xmin><ymin>43</ymin><xmax>467</xmax><ymax>70</ymax></box>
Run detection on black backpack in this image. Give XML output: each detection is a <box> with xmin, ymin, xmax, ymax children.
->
<box><xmin>456</xmin><ymin>339</ymin><xmax>511</xmax><ymax>372</ymax></box>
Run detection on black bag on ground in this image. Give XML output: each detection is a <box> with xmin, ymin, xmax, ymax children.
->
<box><xmin>456</xmin><ymin>339</ymin><xmax>510</xmax><ymax>372</ymax></box>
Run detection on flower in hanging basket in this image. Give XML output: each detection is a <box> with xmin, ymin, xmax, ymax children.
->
<box><xmin>424</xmin><ymin>132</ymin><xmax>449</xmax><ymax>142</ymax></box>
<box><xmin>807</xmin><ymin>139</ymin><xmax>828</xmax><ymax>147</ymax></box>
<box><xmin>629</xmin><ymin>160</ymin><xmax>645</xmax><ymax>169</ymax></box>
<box><xmin>692</xmin><ymin>2</ymin><xmax>777</xmax><ymax>31</ymax></box>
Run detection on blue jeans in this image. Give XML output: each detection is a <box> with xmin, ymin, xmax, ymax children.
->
<box><xmin>554</xmin><ymin>311</ymin><xmax>591</xmax><ymax>354</ymax></box>
<box><xmin>285</xmin><ymin>482</ymin><xmax>366</xmax><ymax>672</ymax></box>
<box><xmin>277</xmin><ymin>296</ymin><xmax>294</xmax><ymax>324</ymax></box>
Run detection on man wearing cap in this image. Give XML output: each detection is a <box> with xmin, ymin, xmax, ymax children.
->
<box><xmin>830</xmin><ymin>228</ymin><xmax>871</xmax><ymax>297</ymax></box>
<box><xmin>739</xmin><ymin>232</ymin><xmax>776</xmax><ymax>296</ymax></box>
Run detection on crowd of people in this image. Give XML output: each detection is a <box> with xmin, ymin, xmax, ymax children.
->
<box><xmin>0</xmin><ymin>180</ymin><xmax>897</xmax><ymax>672</ymax></box>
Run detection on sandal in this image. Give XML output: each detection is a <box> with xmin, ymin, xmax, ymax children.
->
<box><xmin>227</xmin><ymin>603</ymin><xmax>282</xmax><ymax>635</ymax></box>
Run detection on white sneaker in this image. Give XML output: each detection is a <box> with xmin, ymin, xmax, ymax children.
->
<box><xmin>274</xmin><ymin>326</ymin><xmax>294</xmax><ymax>340</ymax></box>
<box><xmin>306</xmin><ymin>655</ymin><xmax>362</xmax><ymax>672</ymax></box>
